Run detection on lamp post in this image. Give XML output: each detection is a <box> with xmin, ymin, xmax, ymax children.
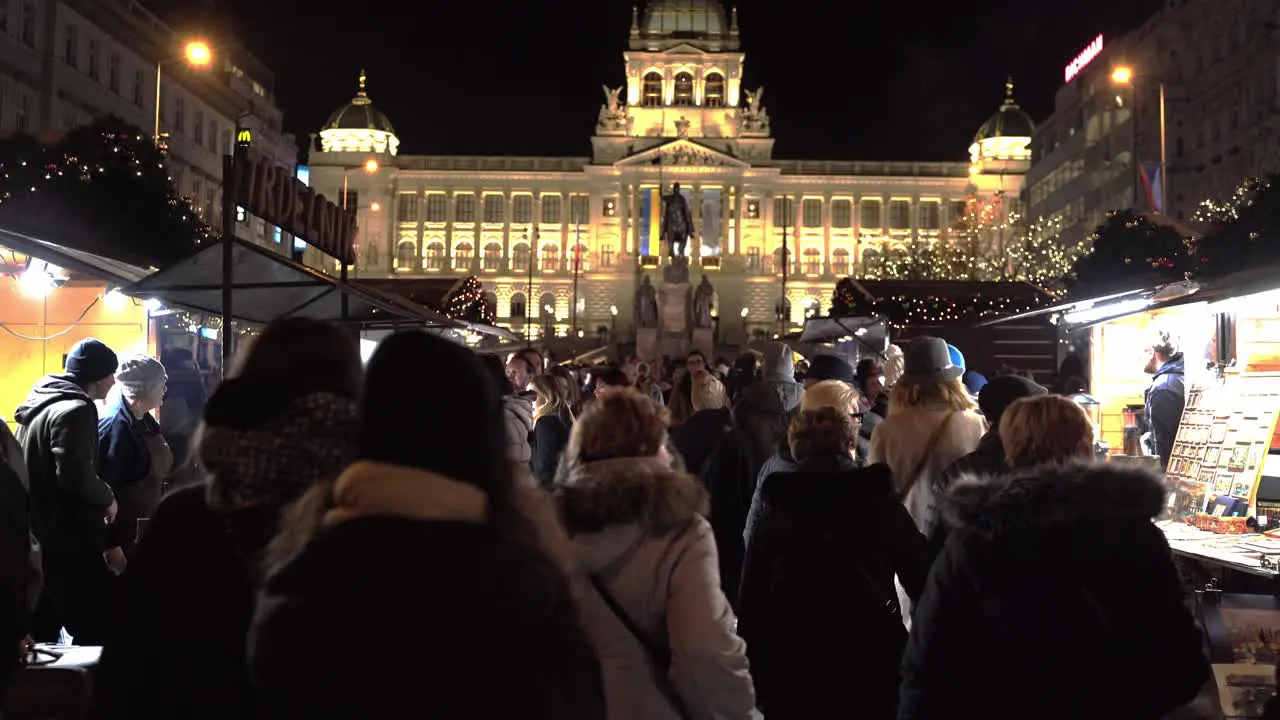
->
<box><xmin>155</xmin><ymin>40</ymin><xmax>214</xmax><ymax>144</ymax></box>
<box><xmin>338</xmin><ymin>157</ymin><xmax>380</xmax><ymax>320</ymax></box>
<box><xmin>610</xmin><ymin>304</ymin><xmax>618</xmax><ymax>342</ymax></box>
<box><xmin>1111</xmin><ymin>65</ymin><xmax>1167</xmax><ymax>214</ymax></box>
<box><xmin>740</xmin><ymin>306</ymin><xmax>749</xmax><ymax>343</ymax></box>
<box><xmin>571</xmin><ymin>219</ymin><xmax>582</xmax><ymax>338</ymax></box>
<box><xmin>779</xmin><ymin>194</ymin><xmax>790</xmax><ymax>336</ymax></box>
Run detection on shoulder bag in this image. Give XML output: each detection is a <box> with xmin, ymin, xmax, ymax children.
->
<box><xmin>898</xmin><ymin>411</ymin><xmax>956</xmax><ymax>499</ymax></box>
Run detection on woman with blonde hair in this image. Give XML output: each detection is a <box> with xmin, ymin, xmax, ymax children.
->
<box><xmin>869</xmin><ymin>337</ymin><xmax>985</xmax><ymax>536</ymax></box>
<box><xmin>531</xmin><ymin>374</ymin><xmax>574</xmax><ymax>487</ymax></box>
<box><xmin>555</xmin><ymin>388</ymin><xmax>758</xmax><ymax>720</ymax></box>
<box><xmin>671</xmin><ymin>369</ymin><xmax>732</xmax><ymax>475</ymax></box>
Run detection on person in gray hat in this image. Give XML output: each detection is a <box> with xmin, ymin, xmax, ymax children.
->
<box><xmin>14</xmin><ymin>337</ymin><xmax>119</xmax><ymax>643</ymax></box>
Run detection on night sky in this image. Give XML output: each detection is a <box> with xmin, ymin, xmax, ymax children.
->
<box><xmin>148</xmin><ymin>0</ymin><xmax>1163</xmax><ymax>162</ymax></box>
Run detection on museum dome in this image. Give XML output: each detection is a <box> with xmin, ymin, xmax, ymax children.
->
<box><xmin>969</xmin><ymin>77</ymin><xmax>1033</xmax><ymax>168</ymax></box>
<box><xmin>640</xmin><ymin>0</ymin><xmax>730</xmax><ymax>39</ymax></box>
<box><xmin>319</xmin><ymin>70</ymin><xmax>400</xmax><ymax>156</ymax></box>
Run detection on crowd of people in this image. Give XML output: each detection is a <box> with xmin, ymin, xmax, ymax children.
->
<box><xmin>0</xmin><ymin>321</ymin><xmax>1234</xmax><ymax>718</ymax></box>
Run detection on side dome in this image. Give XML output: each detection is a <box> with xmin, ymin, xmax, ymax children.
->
<box><xmin>641</xmin><ymin>0</ymin><xmax>729</xmax><ymax>39</ymax></box>
<box><xmin>319</xmin><ymin>70</ymin><xmax>400</xmax><ymax>156</ymax></box>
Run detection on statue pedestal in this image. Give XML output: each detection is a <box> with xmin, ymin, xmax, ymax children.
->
<box><xmin>691</xmin><ymin>327</ymin><xmax>714</xmax><ymax>360</ymax></box>
<box><xmin>658</xmin><ymin>282</ymin><xmax>688</xmax><ymax>335</ymax></box>
<box><xmin>662</xmin><ymin>260</ymin><xmax>690</xmax><ymax>285</ymax></box>
<box><xmin>636</xmin><ymin>327</ymin><xmax>659</xmax><ymax>362</ymax></box>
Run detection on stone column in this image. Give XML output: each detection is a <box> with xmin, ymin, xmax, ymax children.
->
<box><xmin>560</xmin><ymin>190</ymin><xmax>570</xmax><ymax>271</ymax></box>
<box><xmin>630</xmin><ymin>184</ymin><xmax>641</xmax><ymax>258</ymax></box>
<box><xmin>691</xmin><ymin>183</ymin><xmax>703</xmax><ymax>260</ymax></box>
<box><xmin>763</xmin><ymin>190</ymin><xmax>775</xmax><ymax>273</ymax></box>
<box><xmin>911</xmin><ymin>193</ymin><xmax>920</xmax><ymax>244</ymax></box>
<box><xmin>502</xmin><ymin>190</ymin><xmax>512</xmax><ymax>272</ymax></box>
<box><xmin>822</xmin><ymin>191</ymin><xmax>833</xmax><ymax>276</ymax></box>
<box><xmin>732</xmin><ymin>183</ymin><xmax>744</xmax><ymax>256</ymax></box>
<box><xmin>415</xmin><ymin>191</ymin><xmax>425</xmax><ymax>272</ymax></box>
<box><xmin>444</xmin><ymin>187</ymin><xmax>455</xmax><ymax>268</ymax></box>
<box><xmin>620</xmin><ymin>181</ymin><xmax>631</xmax><ymax>257</ymax></box>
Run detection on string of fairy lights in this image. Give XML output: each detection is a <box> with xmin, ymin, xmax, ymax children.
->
<box><xmin>1192</xmin><ymin>177</ymin><xmax>1266</xmax><ymax>225</ymax></box>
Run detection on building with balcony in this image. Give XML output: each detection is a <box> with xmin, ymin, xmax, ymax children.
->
<box><xmin>0</xmin><ymin>0</ymin><xmax>296</xmax><ymax>247</ymax></box>
<box><xmin>306</xmin><ymin>0</ymin><xmax>1029</xmax><ymax>345</ymax></box>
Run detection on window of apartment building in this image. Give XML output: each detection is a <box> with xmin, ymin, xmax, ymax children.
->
<box><xmin>510</xmin><ymin>293</ymin><xmax>527</xmax><ymax>318</ymax></box>
<box><xmin>918</xmin><ymin>201</ymin><xmax>941</xmax><ymax>230</ymax></box>
<box><xmin>746</xmin><ymin>199</ymin><xmax>760</xmax><ymax>219</ymax></box>
<box><xmin>133</xmin><ymin>69</ymin><xmax>144</xmax><ymax>106</ymax></box>
<box><xmin>193</xmin><ymin>110</ymin><xmax>204</xmax><ymax>146</ymax></box>
<box><xmin>342</xmin><ymin>191</ymin><xmax>358</xmax><ymax>211</ymax></box>
<box><xmin>569</xmin><ymin>195</ymin><xmax>590</xmax><ymax>225</ymax></box>
<box><xmin>705</xmin><ymin>72</ymin><xmax>725</xmax><ymax>108</ymax></box>
<box><xmin>747</xmin><ymin>247</ymin><xmax>761</xmax><ymax>270</ymax></box>
<box><xmin>802</xmin><ymin>247</ymin><xmax>821</xmax><ymax>275</ymax></box>
<box><xmin>483</xmin><ymin>243</ymin><xmax>501</xmax><ymax>271</ymax></box>
<box><xmin>673</xmin><ymin>72</ymin><xmax>694</xmax><ymax>106</ymax></box>
<box><xmin>453</xmin><ymin>243</ymin><xmax>473</xmax><ymax>271</ymax></box>
<box><xmin>831</xmin><ymin>199</ymin><xmax>852</xmax><ymax>229</ymax></box>
<box><xmin>888</xmin><ymin>200</ymin><xmax>911</xmax><ymax>230</ymax></box>
<box><xmin>512</xmin><ymin>194</ymin><xmax>533</xmax><ymax>223</ymax></box>
<box><xmin>541</xmin><ymin>195</ymin><xmax>562</xmax><ymax>224</ymax></box>
<box><xmin>87</xmin><ymin>38</ymin><xmax>98</xmax><ymax>80</ymax></box>
<box><xmin>802</xmin><ymin>198</ymin><xmax>822</xmax><ymax>228</ymax></box>
<box><xmin>512</xmin><ymin>243</ymin><xmax>530</xmax><ymax>272</ymax></box>
<box><xmin>540</xmin><ymin>243</ymin><xmax>561</xmax><ymax>272</ymax></box>
<box><xmin>397</xmin><ymin>193</ymin><xmax>421</xmax><ymax>222</ymax></box>
<box><xmin>425</xmin><ymin>242</ymin><xmax>445</xmax><ymax>270</ymax></box>
<box><xmin>642</xmin><ymin>72</ymin><xmax>663</xmax><ymax>107</ymax></box>
<box><xmin>63</xmin><ymin>25</ymin><xmax>77</xmax><ymax>68</ymax></box>
<box><xmin>773</xmin><ymin>197</ymin><xmax>795</xmax><ymax>226</ymax></box>
<box><xmin>602</xmin><ymin>197</ymin><xmax>617</xmax><ymax>217</ymax></box>
<box><xmin>832</xmin><ymin>248</ymin><xmax>850</xmax><ymax>276</ymax></box>
<box><xmin>860</xmin><ymin>199</ymin><xmax>881</xmax><ymax>229</ymax></box>
<box><xmin>108</xmin><ymin>53</ymin><xmax>119</xmax><ymax>93</ymax></box>
<box><xmin>425</xmin><ymin>194</ymin><xmax>447</xmax><ymax>222</ymax></box>
<box><xmin>600</xmin><ymin>244</ymin><xmax>615</xmax><ymax>268</ymax></box>
<box><xmin>483</xmin><ymin>194</ymin><xmax>504</xmax><ymax>223</ymax></box>
<box><xmin>455</xmin><ymin>193</ymin><xmax>476</xmax><ymax>223</ymax></box>
<box><xmin>19</xmin><ymin>0</ymin><xmax>34</xmax><ymax>47</ymax></box>
<box><xmin>16</xmin><ymin>92</ymin><xmax>29</xmax><ymax>132</ymax></box>
<box><xmin>174</xmin><ymin>96</ymin><xmax>185</xmax><ymax>135</ymax></box>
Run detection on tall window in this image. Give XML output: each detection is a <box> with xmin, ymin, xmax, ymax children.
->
<box><xmin>193</xmin><ymin>110</ymin><xmax>204</xmax><ymax>145</ymax></box>
<box><xmin>704</xmin><ymin>72</ymin><xmax>725</xmax><ymax>107</ymax></box>
<box><xmin>569</xmin><ymin>195</ymin><xmax>590</xmax><ymax>225</ymax></box>
<box><xmin>510</xmin><ymin>293</ymin><xmax>527</xmax><ymax>319</ymax></box>
<box><xmin>772</xmin><ymin>247</ymin><xmax>790</xmax><ymax>273</ymax></box>
<box><xmin>63</xmin><ymin>25</ymin><xmax>77</xmax><ymax>67</ymax></box>
<box><xmin>803</xmin><ymin>247</ymin><xmax>821</xmax><ymax>275</ymax></box>
<box><xmin>540</xmin><ymin>243</ymin><xmax>561</xmax><ymax>272</ymax></box>
<box><xmin>919</xmin><ymin>201</ymin><xmax>941</xmax><ymax>230</ymax></box>
<box><xmin>673</xmin><ymin>72</ymin><xmax>694</xmax><ymax>106</ymax></box>
<box><xmin>860</xmin><ymin>199</ymin><xmax>882</xmax><ymax>229</ymax></box>
<box><xmin>483</xmin><ymin>194</ymin><xmax>504</xmax><ymax>223</ymax></box>
<box><xmin>747</xmin><ymin>247</ymin><xmax>761</xmax><ymax>270</ymax></box>
<box><xmin>570</xmin><ymin>243</ymin><xmax>590</xmax><ymax>272</ymax></box>
<box><xmin>512</xmin><ymin>195</ymin><xmax>533</xmax><ymax>223</ymax></box>
<box><xmin>483</xmin><ymin>243</ymin><xmax>502</xmax><ymax>271</ymax></box>
<box><xmin>108</xmin><ymin>53</ymin><xmax>119</xmax><ymax>93</ymax></box>
<box><xmin>396</xmin><ymin>241</ymin><xmax>416</xmax><ymax>270</ymax></box>
<box><xmin>832</xmin><ymin>248</ymin><xmax>850</xmax><ymax>276</ymax></box>
<box><xmin>802</xmin><ymin>198</ymin><xmax>823</xmax><ymax>228</ymax></box>
<box><xmin>642</xmin><ymin>72</ymin><xmax>663</xmax><ymax>107</ymax></box>
<box><xmin>425</xmin><ymin>242</ymin><xmax>445</xmax><ymax>270</ymax></box>
<box><xmin>425</xmin><ymin>194</ymin><xmax>447</xmax><ymax>222</ymax></box>
<box><xmin>889</xmin><ymin>200</ymin><xmax>911</xmax><ymax>230</ymax></box>
<box><xmin>512</xmin><ymin>243</ymin><xmax>530</xmax><ymax>272</ymax></box>
<box><xmin>397</xmin><ymin>193</ymin><xmax>421</xmax><ymax>222</ymax></box>
<box><xmin>831</xmin><ymin>199</ymin><xmax>852</xmax><ymax>228</ymax></box>
<box><xmin>455</xmin><ymin>194</ymin><xmax>476</xmax><ymax>223</ymax></box>
<box><xmin>87</xmin><ymin>38</ymin><xmax>98</xmax><ymax>79</ymax></box>
<box><xmin>773</xmin><ymin>197</ymin><xmax>795</xmax><ymax>226</ymax></box>
<box><xmin>20</xmin><ymin>0</ymin><xmax>35</xmax><ymax>47</ymax></box>
<box><xmin>541</xmin><ymin>195</ymin><xmax>562</xmax><ymax>224</ymax></box>
<box><xmin>454</xmin><ymin>242</ymin><xmax>473</xmax><ymax>271</ymax></box>
<box><xmin>600</xmin><ymin>244</ymin><xmax>615</xmax><ymax>268</ymax></box>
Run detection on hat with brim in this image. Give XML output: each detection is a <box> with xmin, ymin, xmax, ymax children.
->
<box><xmin>902</xmin><ymin>336</ymin><xmax>964</xmax><ymax>384</ymax></box>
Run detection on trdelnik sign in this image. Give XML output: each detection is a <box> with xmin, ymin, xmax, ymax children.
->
<box><xmin>1064</xmin><ymin>34</ymin><xmax>1104</xmax><ymax>84</ymax></box>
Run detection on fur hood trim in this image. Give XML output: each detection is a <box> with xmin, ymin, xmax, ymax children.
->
<box><xmin>556</xmin><ymin>456</ymin><xmax>708</xmax><ymax>535</ymax></box>
<box><xmin>943</xmin><ymin>460</ymin><xmax>1165</xmax><ymax>539</ymax></box>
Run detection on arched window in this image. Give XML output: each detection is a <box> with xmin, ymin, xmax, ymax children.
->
<box><xmin>673</xmin><ymin>72</ymin><xmax>694</xmax><ymax>106</ymax></box>
<box><xmin>453</xmin><ymin>242</ymin><xmax>473</xmax><ymax>271</ymax></box>
<box><xmin>425</xmin><ymin>241</ymin><xmax>445</xmax><ymax>270</ymax></box>
<box><xmin>540</xmin><ymin>243</ymin><xmax>561</xmax><ymax>272</ymax></box>
<box><xmin>832</xmin><ymin>247</ymin><xmax>851</xmax><ymax>277</ymax></box>
<box><xmin>642</xmin><ymin>72</ymin><xmax>663</xmax><ymax>107</ymax></box>
<box><xmin>771</xmin><ymin>247</ymin><xmax>790</xmax><ymax>274</ymax></box>
<box><xmin>509</xmin><ymin>293</ymin><xmax>527</xmax><ymax>319</ymax></box>
<box><xmin>569</xmin><ymin>243</ymin><xmax>590</xmax><ymax>273</ymax></box>
<box><xmin>512</xmin><ymin>243</ymin><xmax>530</xmax><ymax>272</ymax></box>
<box><xmin>395</xmin><ymin>240</ymin><xmax>415</xmax><ymax>270</ymax></box>
<box><xmin>483</xmin><ymin>243</ymin><xmax>502</xmax><ymax>271</ymax></box>
<box><xmin>802</xmin><ymin>247</ymin><xmax>822</xmax><ymax>275</ymax></box>
<box><xmin>704</xmin><ymin>72</ymin><xmax>725</xmax><ymax>107</ymax></box>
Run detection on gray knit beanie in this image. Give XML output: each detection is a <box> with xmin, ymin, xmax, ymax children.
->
<box><xmin>116</xmin><ymin>355</ymin><xmax>167</xmax><ymax>400</ymax></box>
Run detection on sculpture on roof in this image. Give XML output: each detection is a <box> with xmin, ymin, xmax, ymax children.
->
<box><xmin>598</xmin><ymin>84</ymin><xmax>628</xmax><ymax>133</ymax></box>
<box><xmin>742</xmin><ymin>86</ymin><xmax>769</xmax><ymax>133</ymax></box>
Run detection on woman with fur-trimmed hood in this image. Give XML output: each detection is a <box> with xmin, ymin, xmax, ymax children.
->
<box><xmin>899</xmin><ymin>396</ymin><xmax>1209</xmax><ymax>720</ymax></box>
<box><xmin>555</xmin><ymin>388</ymin><xmax>759</xmax><ymax>720</ymax></box>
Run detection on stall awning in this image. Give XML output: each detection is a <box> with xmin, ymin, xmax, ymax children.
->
<box><xmin>975</xmin><ymin>287</ymin><xmax>1155</xmax><ymax>328</ymax></box>
<box><xmin>0</xmin><ymin>227</ymin><xmax>151</xmax><ymax>286</ymax></box>
<box><xmin>125</xmin><ymin>236</ymin><xmax>457</xmax><ymax>326</ymax></box>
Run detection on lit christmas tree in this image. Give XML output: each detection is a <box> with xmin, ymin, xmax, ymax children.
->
<box><xmin>443</xmin><ymin>275</ymin><xmax>495</xmax><ymax>324</ymax></box>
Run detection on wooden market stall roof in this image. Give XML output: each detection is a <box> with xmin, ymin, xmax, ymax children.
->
<box><xmin>125</xmin><ymin>235</ymin><xmax>457</xmax><ymax>327</ymax></box>
<box><xmin>0</xmin><ymin>227</ymin><xmax>151</xmax><ymax>286</ymax></box>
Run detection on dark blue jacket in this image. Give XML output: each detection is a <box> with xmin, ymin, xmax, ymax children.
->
<box><xmin>1145</xmin><ymin>354</ymin><xmax>1185</xmax><ymax>471</ymax></box>
<box><xmin>97</xmin><ymin>392</ymin><xmax>159</xmax><ymax>550</ymax></box>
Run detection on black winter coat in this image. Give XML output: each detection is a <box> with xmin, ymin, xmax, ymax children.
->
<box><xmin>673</xmin><ymin>407</ymin><xmax>733</xmax><ymax>476</ymax></box>
<box><xmin>900</xmin><ymin>462</ymin><xmax>1210</xmax><ymax>720</ymax></box>
<box><xmin>739</xmin><ymin>458</ymin><xmax>927</xmax><ymax>720</ymax></box>
<box><xmin>248</xmin><ymin>471</ymin><xmax>604</xmax><ymax>720</ymax></box>
<box><xmin>531</xmin><ymin>412</ymin><xmax>572</xmax><ymax>487</ymax></box>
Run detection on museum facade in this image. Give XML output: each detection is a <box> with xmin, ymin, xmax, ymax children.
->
<box><xmin>304</xmin><ymin>0</ymin><xmax>1032</xmax><ymax>345</ymax></box>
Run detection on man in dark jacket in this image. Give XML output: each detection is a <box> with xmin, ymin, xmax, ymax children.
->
<box><xmin>900</xmin><ymin>463</ymin><xmax>1209</xmax><ymax>720</ymax></box>
<box><xmin>732</xmin><ymin>342</ymin><xmax>803</xmax><ymax>477</ymax></box>
<box><xmin>1144</xmin><ymin>330</ymin><xmax>1185</xmax><ymax>471</ymax></box>
<box><xmin>15</xmin><ymin>338</ymin><xmax>118</xmax><ymax>643</ymax></box>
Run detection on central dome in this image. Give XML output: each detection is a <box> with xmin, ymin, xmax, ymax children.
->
<box><xmin>641</xmin><ymin>0</ymin><xmax>728</xmax><ymax>38</ymax></box>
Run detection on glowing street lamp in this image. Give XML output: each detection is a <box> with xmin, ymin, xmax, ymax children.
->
<box><xmin>364</xmin><ymin>158</ymin><xmax>380</xmax><ymax>174</ymax></box>
<box><xmin>155</xmin><ymin>39</ymin><xmax>215</xmax><ymax>143</ymax></box>
<box><xmin>1110</xmin><ymin>65</ymin><xmax>1134</xmax><ymax>85</ymax></box>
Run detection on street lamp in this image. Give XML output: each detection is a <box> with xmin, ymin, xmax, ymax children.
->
<box><xmin>610</xmin><ymin>304</ymin><xmax>618</xmax><ymax>341</ymax></box>
<box><xmin>740</xmin><ymin>306</ymin><xmax>749</xmax><ymax>341</ymax></box>
<box><xmin>155</xmin><ymin>40</ymin><xmax>214</xmax><ymax>144</ymax></box>
<box><xmin>1111</xmin><ymin>65</ymin><xmax>1167</xmax><ymax>215</ymax></box>
<box><xmin>364</xmin><ymin>158</ymin><xmax>380</xmax><ymax>174</ymax></box>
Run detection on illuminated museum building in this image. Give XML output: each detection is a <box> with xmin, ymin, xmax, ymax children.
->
<box><xmin>306</xmin><ymin>0</ymin><xmax>1031</xmax><ymax>342</ymax></box>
